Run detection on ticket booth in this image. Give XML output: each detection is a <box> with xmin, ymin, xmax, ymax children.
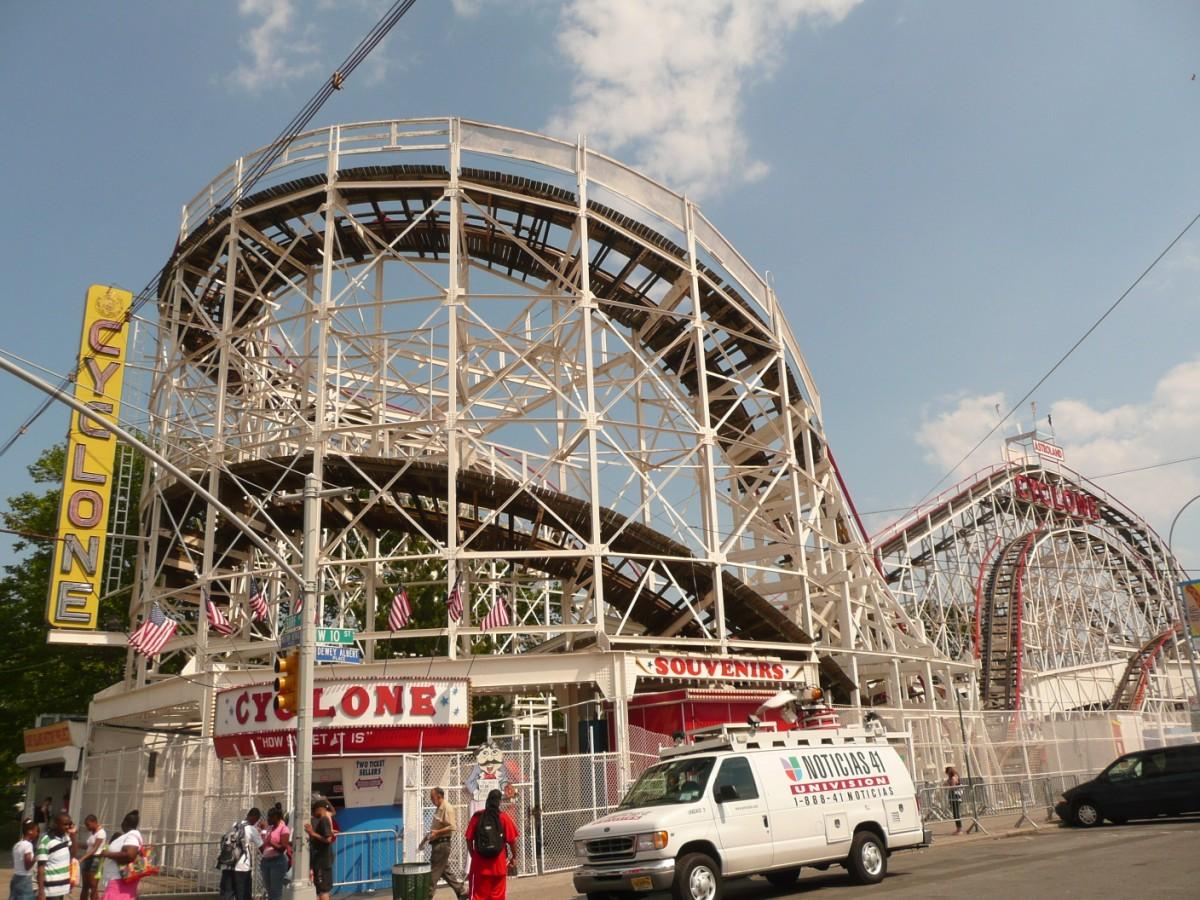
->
<box><xmin>212</xmin><ymin>675</ymin><xmax>471</xmax><ymax>893</ymax></box>
<box><xmin>17</xmin><ymin>719</ymin><xmax>88</xmax><ymax>824</ymax></box>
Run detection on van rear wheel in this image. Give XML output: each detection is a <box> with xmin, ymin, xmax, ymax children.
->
<box><xmin>672</xmin><ymin>852</ymin><xmax>722</xmax><ymax>900</ymax></box>
<box><xmin>847</xmin><ymin>830</ymin><xmax>887</xmax><ymax>885</ymax></box>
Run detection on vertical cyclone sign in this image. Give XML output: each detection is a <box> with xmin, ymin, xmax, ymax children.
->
<box><xmin>46</xmin><ymin>285</ymin><xmax>133</xmax><ymax>629</ymax></box>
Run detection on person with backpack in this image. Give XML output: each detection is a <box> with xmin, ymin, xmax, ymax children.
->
<box><xmin>216</xmin><ymin>809</ymin><xmax>262</xmax><ymax>900</ymax></box>
<box><xmin>97</xmin><ymin>811</ymin><xmax>142</xmax><ymax>900</ymax></box>
<box><xmin>462</xmin><ymin>790</ymin><xmax>516</xmax><ymax>900</ymax></box>
<box><xmin>258</xmin><ymin>808</ymin><xmax>290</xmax><ymax>900</ymax></box>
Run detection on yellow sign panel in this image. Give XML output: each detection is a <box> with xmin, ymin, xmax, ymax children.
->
<box><xmin>46</xmin><ymin>285</ymin><xmax>133</xmax><ymax>629</ymax></box>
<box><xmin>1183</xmin><ymin>580</ymin><xmax>1200</xmax><ymax>639</ymax></box>
<box><xmin>23</xmin><ymin>721</ymin><xmax>74</xmax><ymax>753</ymax></box>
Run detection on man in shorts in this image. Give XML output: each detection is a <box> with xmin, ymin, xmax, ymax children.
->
<box><xmin>304</xmin><ymin>799</ymin><xmax>335</xmax><ymax>900</ymax></box>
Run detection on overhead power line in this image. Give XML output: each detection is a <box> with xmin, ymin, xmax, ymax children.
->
<box><xmin>0</xmin><ymin>0</ymin><xmax>420</xmax><ymax>460</ymax></box>
<box><xmin>909</xmin><ymin>206</ymin><xmax>1200</xmax><ymax>513</ymax></box>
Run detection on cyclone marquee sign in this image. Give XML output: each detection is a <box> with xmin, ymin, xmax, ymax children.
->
<box><xmin>47</xmin><ymin>285</ymin><xmax>133</xmax><ymax>629</ymax></box>
<box><xmin>212</xmin><ymin>677</ymin><xmax>471</xmax><ymax>758</ymax></box>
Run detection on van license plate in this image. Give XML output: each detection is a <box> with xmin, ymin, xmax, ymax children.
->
<box><xmin>631</xmin><ymin>876</ymin><xmax>653</xmax><ymax>891</ymax></box>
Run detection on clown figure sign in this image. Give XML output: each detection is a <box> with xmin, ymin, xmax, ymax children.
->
<box><xmin>464</xmin><ymin>743</ymin><xmax>510</xmax><ymax>816</ymax></box>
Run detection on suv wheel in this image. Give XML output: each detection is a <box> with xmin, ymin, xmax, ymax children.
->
<box><xmin>846</xmin><ymin>830</ymin><xmax>888</xmax><ymax>885</ymax></box>
<box><xmin>1072</xmin><ymin>799</ymin><xmax>1102</xmax><ymax>827</ymax></box>
<box><xmin>672</xmin><ymin>852</ymin><xmax>722</xmax><ymax>900</ymax></box>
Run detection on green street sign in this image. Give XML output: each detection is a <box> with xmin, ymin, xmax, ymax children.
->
<box><xmin>315</xmin><ymin>627</ymin><xmax>356</xmax><ymax>645</ymax></box>
<box><xmin>281</xmin><ymin>613</ymin><xmax>303</xmax><ymax>632</ymax></box>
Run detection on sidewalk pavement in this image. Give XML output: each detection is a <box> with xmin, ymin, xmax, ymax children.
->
<box><xmin>0</xmin><ymin>809</ymin><xmax>1061</xmax><ymax>900</ymax></box>
<box><xmin>452</xmin><ymin>807</ymin><xmax>1063</xmax><ymax>900</ymax></box>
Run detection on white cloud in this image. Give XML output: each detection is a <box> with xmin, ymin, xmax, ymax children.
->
<box><xmin>535</xmin><ymin>0</ymin><xmax>863</xmax><ymax>197</ymax></box>
<box><xmin>231</xmin><ymin>0</ymin><xmax>321</xmax><ymax>92</ymax></box>
<box><xmin>915</xmin><ymin>359</ymin><xmax>1200</xmax><ymax>557</ymax></box>
<box><xmin>915</xmin><ymin>391</ymin><xmax>1009</xmax><ymax>476</ymax></box>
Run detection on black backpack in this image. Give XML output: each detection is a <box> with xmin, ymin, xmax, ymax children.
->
<box><xmin>472</xmin><ymin>810</ymin><xmax>504</xmax><ymax>859</ymax></box>
<box><xmin>215</xmin><ymin>821</ymin><xmax>247</xmax><ymax>870</ymax></box>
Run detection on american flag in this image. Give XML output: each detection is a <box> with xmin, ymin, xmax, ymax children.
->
<box><xmin>446</xmin><ymin>576</ymin><xmax>463</xmax><ymax>623</ymax></box>
<box><xmin>388</xmin><ymin>584</ymin><xmax>411</xmax><ymax>631</ymax></box>
<box><xmin>480</xmin><ymin>594</ymin><xmax>510</xmax><ymax>631</ymax></box>
<box><xmin>128</xmin><ymin>601</ymin><xmax>178</xmax><ymax>658</ymax></box>
<box><xmin>206</xmin><ymin>593</ymin><xmax>234</xmax><ymax>636</ymax></box>
<box><xmin>248</xmin><ymin>578</ymin><xmax>269</xmax><ymax>622</ymax></box>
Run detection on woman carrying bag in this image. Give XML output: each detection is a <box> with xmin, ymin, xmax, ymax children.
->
<box><xmin>97</xmin><ymin>811</ymin><xmax>144</xmax><ymax>900</ymax></box>
<box><xmin>259</xmin><ymin>807</ymin><xmax>291</xmax><ymax>900</ymax></box>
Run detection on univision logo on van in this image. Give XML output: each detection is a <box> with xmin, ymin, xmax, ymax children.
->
<box><xmin>780</xmin><ymin>750</ymin><xmax>892</xmax><ymax>797</ymax></box>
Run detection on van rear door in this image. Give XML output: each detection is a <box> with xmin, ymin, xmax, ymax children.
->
<box><xmin>711</xmin><ymin>756</ymin><xmax>772</xmax><ymax>873</ymax></box>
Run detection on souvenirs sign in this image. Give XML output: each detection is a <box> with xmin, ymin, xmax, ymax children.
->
<box><xmin>47</xmin><ymin>286</ymin><xmax>133</xmax><ymax>629</ymax></box>
<box><xmin>634</xmin><ymin>653</ymin><xmax>812</xmax><ymax>684</ymax></box>
<box><xmin>212</xmin><ymin>677</ymin><xmax>470</xmax><ymax>758</ymax></box>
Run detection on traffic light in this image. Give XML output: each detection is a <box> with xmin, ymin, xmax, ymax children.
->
<box><xmin>274</xmin><ymin>650</ymin><xmax>300</xmax><ymax>714</ymax></box>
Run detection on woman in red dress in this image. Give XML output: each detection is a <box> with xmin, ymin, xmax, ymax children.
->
<box><xmin>463</xmin><ymin>789</ymin><xmax>518</xmax><ymax>900</ymax></box>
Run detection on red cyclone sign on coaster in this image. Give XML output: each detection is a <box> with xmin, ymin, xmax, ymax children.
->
<box><xmin>1012</xmin><ymin>473</ymin><xmax>1099</xmax><ymax>522</ymax></box>
<box><xmin>212</xmin><ymin>677</ymin><xmax>470</xmax><ymax>759</ymax></box>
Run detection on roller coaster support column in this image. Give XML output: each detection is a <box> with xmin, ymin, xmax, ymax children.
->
<box><xmin>1167</xmin><ymin>497</ymin><xmax>1200</xmax><ymax>707</ymax></box>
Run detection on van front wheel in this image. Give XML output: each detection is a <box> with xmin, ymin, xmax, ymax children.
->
<box><xmin>672</xmin><ymin>852</ymin><xmax>722</xmax><ymax>900</ymax></box>
<box><xmin>847</xmin><ymin>831</ymin><xmax>887</xmax><ymax>885</ymax></box>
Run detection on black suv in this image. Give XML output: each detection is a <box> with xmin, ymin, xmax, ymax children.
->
<box><xmin>1056</xmin><ymin>744</ymin><xmax>1200</xmax><ymax>826</ymax></box>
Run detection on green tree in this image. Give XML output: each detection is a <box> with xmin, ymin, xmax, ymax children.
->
<box><xmin>0</xmin><ymin>445</ymin><xmax>131</xmax><ymax>807</ymax></box>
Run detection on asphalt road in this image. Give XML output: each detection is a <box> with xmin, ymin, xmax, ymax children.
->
<box><xmin>717</xmin><ymin>817</ymin><xmax>1200</xmax><ymax>899</ymax></box>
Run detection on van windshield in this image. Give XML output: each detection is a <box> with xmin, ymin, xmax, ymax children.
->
<box><xmin>618</xmin><ymin>757</ymin><xmax>716</xmax><ymax>809</ymax></box>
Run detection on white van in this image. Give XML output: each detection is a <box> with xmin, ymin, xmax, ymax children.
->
<box><xmin>572</xmin><ymin>725</ymin><xmax>930</xmax><ymax>900</ymax></box>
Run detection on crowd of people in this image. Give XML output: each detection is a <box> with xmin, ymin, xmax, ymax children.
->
<box><xmin>9</xmin><ymin>810</ymin><xmax>144</xmax><ymax>900</ymax></box>
<box><xmin>9</xmin><ymin>788</ymin><xmax>518</xmax><ymax>900</ymax></box>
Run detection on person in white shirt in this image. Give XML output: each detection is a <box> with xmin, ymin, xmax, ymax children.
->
<box><xmin>10</xmin><ymin>819</ymin><xmax>38</xmax><ymax>900</ymax></box>
<box><xmin>79</xmin><ymin>815</ymin><xmax>107</xmax><ymax>900</ymax></box>
<box><xmin>97</xmin><ymin>810</ymin><xmax>144</xmax><ymax>900</ymax></box>
<box><xmin>218</xmin><ymin>808</ymin><xmax>263</xmax><ymax>900</ymax></box>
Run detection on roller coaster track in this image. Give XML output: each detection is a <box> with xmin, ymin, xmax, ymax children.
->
<box><xmin>153</xmin><ymin>455</ymin><xmax>857</xmax><ymax>695</ymax></box>
<box><xmin>979</xmin><ymin>531</ymin><xmax>1041</xmax><ymax>711</ymax></box>
<box><xmin>159</xmin><ymin>164</ymin><xmax>822</xmax><ymax>478</ymax></box>
<box><xmin>874</xmin><ymin>460</ymin><xmax>1188</xmax><ymax>710</ymax></box>
<box><xmin>1110</xmin><ymin>625</ymin><xmax>1181</xmax><ymax>711</ymax></box>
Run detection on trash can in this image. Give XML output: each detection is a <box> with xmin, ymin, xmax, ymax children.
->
<box><xmin>391</xmin><ymin>863</ymin><xmax>431</xmax><ymax>900</ymax></box>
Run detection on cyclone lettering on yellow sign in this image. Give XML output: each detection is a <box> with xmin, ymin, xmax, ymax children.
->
<box><xmin>46</xmin><ymin>285</ymin><xmax>132</xmax><ymax>629</ymax></box>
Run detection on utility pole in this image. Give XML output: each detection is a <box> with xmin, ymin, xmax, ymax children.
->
<box><xmin>285</xmin><ymin>473</ymin><xmax>320</xmax><ymax>900</ymax></box>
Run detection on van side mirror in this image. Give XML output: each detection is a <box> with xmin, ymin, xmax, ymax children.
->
<box><xmin>716</xmin><ymin>784</ymin><xmax>739</xmax><ymax>803</ymax></box>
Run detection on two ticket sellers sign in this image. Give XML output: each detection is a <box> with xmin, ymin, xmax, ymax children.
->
<box><xmin>212</xmin><ymin>677</ymin><xmax>471</xmax><ymax>758</ymax></box>
<box><xmin>46</xmin><ymin>286</ymin><xmax>133</xmax><ymax>629</ymax></box>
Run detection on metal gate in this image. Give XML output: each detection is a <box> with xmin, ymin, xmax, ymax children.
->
<box><xmin>402</xmin><ymin>742</ymin><xmax>536</xmax><ymax>878</ymax></box>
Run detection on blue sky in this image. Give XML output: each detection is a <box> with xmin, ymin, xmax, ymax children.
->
<box><xmin>2</xmin><ymin>0</ymin><xmax>1200</xmax><ymax>568</ymax></box>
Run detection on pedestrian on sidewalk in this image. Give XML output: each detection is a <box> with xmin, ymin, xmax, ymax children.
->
<box><xmin>464</xmin><ymin>790</ymin><xmax>517</xmax><ymax>900</ymax></box>
<box><xmin>420</xmin><ymin>788</ymin><xmax>467</xmax><ymax>900</ymax></box>
<box><xmin>304</xmin><ymin>799</ymin><xmax>335</xmax><ymax>900</ymax></box>
<box><xmin>11</xmin><ymin>819</ymin><xmax>38</xmax><ymax>900</ymax></box>
<box><xmin>35</xmin><ymin>812</ymin><xmax>75</xmax><ymax>900</ymax></box>
<box><xmin>97</xmin><ymin>811</ymin><xmax>143</xmax><ymax>900</ymax></box>
<box><xmin>78</xmin><ymin>816</ymin><xmax>106</xmax><ymax>900</ymax></box>
<box><xmin>259</xmin><ymin>808</ymin><xmax>291</xmax><ymax>900</ymax></box>
<box><xmin>218</xmin><ymin>808</ymin><xmax>263</xmax><ymax>900</ymax></box>
<box><xmin>945</xmin><ymin>766</ymin><xmax>964</xmax><ymax>834</ymax></box>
